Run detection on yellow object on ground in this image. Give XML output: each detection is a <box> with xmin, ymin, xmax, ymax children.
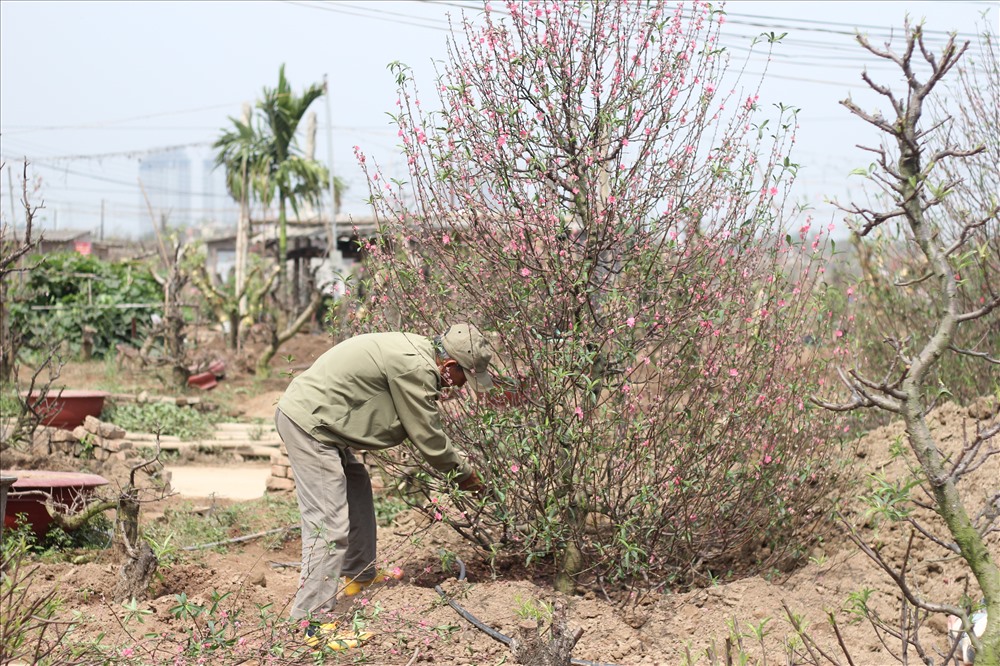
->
<box><xmin>305</xmin><ymin>623</ymin><xmax>375</xmax><ymax>651</ymax></box>
<box><xmin>341</xmin><ymin>567</ymin><xmax>403</xmax><ymax>597</ymax></box>
<box><xmin>303</xmin><ymin>622</ymin><xmax>341</xmax><ymax>648</ymax></box>
<box><xmin>326</xmin><ymin>630</ymin><xmax>376</xmax><ymax>651</ymax></box>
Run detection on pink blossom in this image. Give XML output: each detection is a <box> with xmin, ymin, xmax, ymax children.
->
<box><xmin>520</xmin><ymin>267</ymin><xmax>531</xmax><ymax>277</ymax></box>
<box><xmin>626</xmin><ymin>316</ymin><xmax>636</xmax><ymax>328</ymax></box>
<box><xmin>442</xmin><ymin>233</ymin><xmax>451</xmax><ymax>245</ymax></box>
<box><xmin>434</xmin><ymin>511</ymin><xmax>443</xmax><ymax>521</ymax></box>
<box><xmin>122</xmin><ymin>648</ymin><xmax>135</xmax><ymax>657</ymax></box>
<box><xmin>574</xmin><ymin>406</ymin><xmax>584</xmax><ymax>419</ymax></box>
<box><xmin>763</xmin><ymin>455</ymin><xmax>772</xmax><ymax>464</ymax></box>
<box><xmin>834</xmin><ymin>330</ymin><xmax>843</xmax><ymax>338</ymax></box>
<box><xmin>729</xmin><ymin>368</ymin><xmax>738</xmax><ymax>377</ymax></box>
<box><xmin>510</xmin><ymin>463</ymin><xmax>520</xmax><ymax>473</ymax></box>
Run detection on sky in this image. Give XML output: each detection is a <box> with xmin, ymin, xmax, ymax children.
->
<box><xmin>0</xmin><ymin>0</ymin><xmax>996</xmax><ymax>240</ymax></box>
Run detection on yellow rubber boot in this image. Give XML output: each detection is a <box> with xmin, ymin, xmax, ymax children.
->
<box><xmin>341</xmin><ymin>567</ymin><xmax>403</xmax><ymax>597</ymax></box>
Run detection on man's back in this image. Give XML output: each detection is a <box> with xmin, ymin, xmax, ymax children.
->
<box><xmin>276</xmin><ymin>332</ymin><xmax>445</xmax><ymax>455</ymax></box>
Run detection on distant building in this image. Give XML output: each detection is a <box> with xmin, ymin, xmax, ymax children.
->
<box><xmin>34</xmin><ymin>228</ymin><xmax>93</xmax><ymax>255</ymax></box>
<box><xmin>138</xmin><ymin>148</ymin><xmax>191</xmax><ymax>227</ymax></box>
<box><xmin>201</xmin><ymin>157</ymin><xmax>238</xmax><ymax>227</ymax></box>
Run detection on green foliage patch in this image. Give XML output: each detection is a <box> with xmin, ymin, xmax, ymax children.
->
<box><xmin>8</xmin><ymin>252</ymin><xmax>162</xmax><ymax>359</ymax></box>
<box><xmin>102</xmin><ymin>401</ymin><xmax>222</xmax><ymax>440</ymax></box>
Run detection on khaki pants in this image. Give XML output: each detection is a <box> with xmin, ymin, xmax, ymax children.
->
<box><xmin>274</xmin><ymin>408</ymin><xmax>377</xmax><ymax>619</ymax></box>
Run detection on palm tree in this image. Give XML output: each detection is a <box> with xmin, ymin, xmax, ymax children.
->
<box><xmin>255</xmin><ymin>64</ymin><xmax>330</xmax><ymax>308</ymax></box>
<box><xmin>215</xmin><ymin>64</ymin><xmax>333</xmax><ymax>312</ymax></box>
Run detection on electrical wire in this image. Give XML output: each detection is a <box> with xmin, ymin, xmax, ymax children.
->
<box><xmin>0</xmin><ymin>102</ymin><xmax>243</xmax><ymax>135</ymax></box>
<box><xmin>0</xmin><ymin>159</ymin><xmax>235</xmax><ymax>199</ymax></box>
<box><xmin>283</xmin><ymin>0</ymin><xmax>452</xmax><ymax>31</ymax></box>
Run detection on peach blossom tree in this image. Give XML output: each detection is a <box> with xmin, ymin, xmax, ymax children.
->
<box><xmin>351</xmin><ymin>0</ymin><xmax>847</xmax><ymax>595</ymax></box>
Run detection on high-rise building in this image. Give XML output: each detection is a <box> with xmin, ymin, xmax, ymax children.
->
<box><xmin>138</xmin><ymin>148</ymin><xmax>191</xmax><ymax>227</ymax></box>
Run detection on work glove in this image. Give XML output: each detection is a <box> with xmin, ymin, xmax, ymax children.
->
<box><xmin>457</xmin><ymin>469</ymin><xmax>484</xmax><ymax>495</ymax></box>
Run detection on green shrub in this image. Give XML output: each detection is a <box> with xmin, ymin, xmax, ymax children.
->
<box><xmin>103</xmin><ymin>401</ymin><xmax>220</xmax><ymax>440</ymax></box>
<box><xmin>8</xmin><ymin>252</ymin><xmax>161</xmax><ymax>359</ymax></box>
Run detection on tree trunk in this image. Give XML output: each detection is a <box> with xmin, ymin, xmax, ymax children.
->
<box><xmin>113</xmin><ymin>542</ymin><xmax>157</xmax><ymax>603</ymax></box>
<box><xmin>510</xmin><ymin>604</ymin><xmax>582</xmax><ymax>666</ymax></box>
<box><xmin>255</xmin><ymin>288</ymin><xmax>324</xmax><ymax>376</ymax></box>
<box><xmin>112</xmin><ymin>489</ymin><xmax>158</xmax><ymax>602</ymax></box>
<box><xmin>278</xmin><ymin>193</ymin><xmax>288</xmax><ymax>313</ymax></box>
<box><xmin>553</xmin><ymin>543</ymin><xmax>583</xmax><ymax>595</ymax></box>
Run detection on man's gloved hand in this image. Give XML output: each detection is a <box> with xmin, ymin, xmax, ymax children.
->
<box><xmin>457</xmin><ymin>470</ymin><xmax>484</xmax><ymax>495</ymax></box>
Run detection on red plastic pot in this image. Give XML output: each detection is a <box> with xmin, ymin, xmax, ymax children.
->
<box><xmin>22</xmin><ymin>389</ymin><xmax>109</xmax><ymax>430</ymax></box>
<box><xmin>1</xmin><ymin>470</ymin><xmax>109</xmax><ymax>538</ymax></box>
<box><xmin>187</xmin><ymin>371</ymin><xmax>218</xmax><ymax>390</ymax></box>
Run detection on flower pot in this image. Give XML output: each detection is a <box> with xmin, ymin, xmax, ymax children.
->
<box><xmin>22</xmin><ymin>389</ymin><xmax>109</xmax><ymax>430</ymax></box>
<box><xmin>0</xmin><ymin>475</ymin><xmax>17</xmax><ymax>542</ymax></box>
<box><xmin>187</xmin><ymin>371</ymin><xmax>218</xmax><ymax>390</ymax></box>
<box><xmin>1</xmin><ymin>470</ymin><xmax>109</xmax><ymax>538</ymax></box>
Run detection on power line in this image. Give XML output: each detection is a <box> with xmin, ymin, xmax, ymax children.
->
<box><xmin>421</xmin><ymin>0</ymin><xmax>982</xmax><ymax>41</ymax></box>
<box><xmin>0</xmin><ymin>102</ymin><xmax>243</xmax><ymax>135</ymax></box>
<box><xmin>10</xmin><ymin>142</ymin><xmax>214</xmax><ymax>162</ymax></box>
<box><xmin>284</xmin><ymin>0</ymin><xmax>452</xmax><ymax>31</ymax></box>
<box><xmin>0</xmin><ymin>159</ymin><xmax>235</xmax><ymax>199</ymax></box>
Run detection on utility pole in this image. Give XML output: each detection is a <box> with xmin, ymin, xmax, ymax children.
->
<box><xmin>7</xmin><ymin>165</ymin><xmax>17</xmax><ymax>242</ymax></box>
<box><xmin>323</xmin><ymin>74</ymin><xmax>340</xmax><ymax>275</ymax></box>
<box><xmin>100</xmin><ymin>199</ymin><xmax>106</xmax><ymax>240</ymax></box>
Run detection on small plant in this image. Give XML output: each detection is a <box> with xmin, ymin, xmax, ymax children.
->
<box><xmin>860</xmin><ymin>472</ymin><xmax>921</xmax><ymax>526</ymax></box>
<box><xmin>845</xmin><ymin>587</ymin><xmax>875</xmax><ymax>625</ymax></box>
<box><xmin>248</xmin><ymin>418</ymin><xmax>266</xmax><ymax>441</ymax></box>
<box><xmin>146</xmin><ymin>531</ymin><xmax>178</xmax><ymax>566</ymax></box>
<box><xmin>807</xmin><ymin>552</ymin><xmax>828</xmax><ymax>567</ymax></box>
<box><xmin>121</xmin><ymin>597</ymin><xmax>154</xmax><ymax>626</ymax></box>
<box><xmin>373</xmin><ymin>492</ymin><xmax>407</xmax><ymax>526</ymax></box>
<box><xmin>514</xmin><ymin>595</ymin><xmax>555</xmax><ymax>623</ymax></box>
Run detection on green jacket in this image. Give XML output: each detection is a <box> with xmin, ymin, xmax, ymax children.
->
<box><xmin>277</xmin><ymin>332</ymin><xmax>472</xmax><ymax>480</ymax></box>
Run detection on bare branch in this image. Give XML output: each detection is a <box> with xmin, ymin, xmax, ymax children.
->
<box><xmin>943</xmin><ymin>210</ymin><xmax>1000</xmax><ymax>257</ymax></box>
<box><xmin>841</xmin><ymin>97</ymin><xmax>897</xmax><ymax>135</ymax></box>
<box><xmin>847</xmin><ymin>526</ymin><xmax>965</xmax><ymax>617</ymax></box>
<box><xmin>810</xmin><ymin>392</ymin><xmax>868</xmax><ymax>412</ymax></box>
<box><xmin>847</xmin><ymin>367</ymin><xmax>908</xmax><ymax>402</ymax></box>
<box><xmin>955</xmin><ymin>294</ymin><xmax>1000</xmax><ymax>323</ymax></box>
<box><xmin>894</xmin><ymin>271</ymin><xmax>934</xmax><ymax>288</ymax></box>
<box><xmin>905</xmin><ymin>516</ymin><xmax>961</xmax><ymax>555</ymax></box>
